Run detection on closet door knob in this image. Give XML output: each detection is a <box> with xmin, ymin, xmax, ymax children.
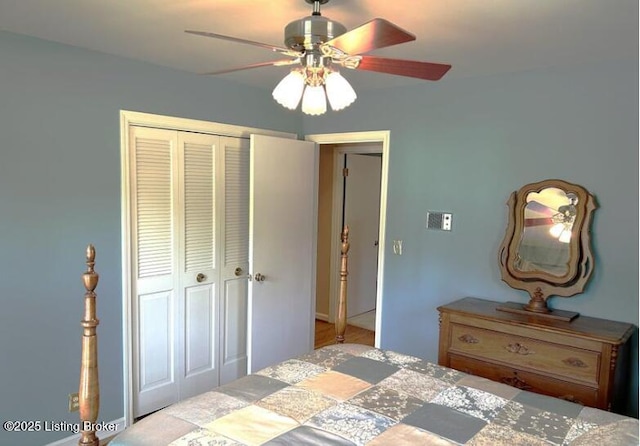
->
<box><xmin>234</xmin><ymin>267</ymin><xmax>243</xmax><ymax>277</ymax></box>
<box><xmin>254</xmin><ymin>273</ymin><xmax>266</xmax><ymax>283</ymax></box>
<box><xmin>196</xmin><ymin>273</ymin><xmax>206</xmax><ymax>283</ymax></box>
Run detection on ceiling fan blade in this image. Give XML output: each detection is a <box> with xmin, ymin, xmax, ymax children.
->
<box><xmin>325</xmin><ymin>18</ymin><xmax>415</xmax><ymax>55</ymax></box>
<box><xmin>199</xmin><ymin>59</ymin><xmax>300</xmax><ymax>76</ymax></box>
<box><xmin>525</xmin><ymin>217</ymin><xmax>554</xmax><ymax>227</ymax></box>
<box><xmin>355</xmin><ymin>55</ymin><xmax>451</xmax><ymax>81</ymax></box>
<box><xmin>527</xmin><ymin>200</ymin><xmax>557</xmax><ymax>216</ymax></box>
<box><xmin>185</xmin><ymin>30</ymin><xmax>300</xmax><ymax>57</ymax></box>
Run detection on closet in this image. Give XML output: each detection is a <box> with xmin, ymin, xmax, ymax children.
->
<box><xmin>128</xmin><ymin>125</ymin><xmax>250</xmax><ymax>418</ymax></box>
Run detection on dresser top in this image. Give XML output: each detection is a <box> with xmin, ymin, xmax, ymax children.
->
<box><xmin>438</xmin><ymin>297</ymin><xmax>636</xmax><ymax>344</ymax></box>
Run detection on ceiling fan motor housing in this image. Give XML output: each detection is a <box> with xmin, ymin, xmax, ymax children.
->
<box><xmin>284</xmin><ymin>15</ymin><xmax>346</xmax><ymax>53</ymax></box>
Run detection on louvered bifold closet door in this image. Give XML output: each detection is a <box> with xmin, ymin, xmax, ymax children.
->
<box><xmin>178</xmin><ymin>132</ymin><xmax>220</xmax><ymax>400</ymax></box>
<box><xmin>220</xmin><ymin>136</ymin><xmax>250</xmax><ymax>385</ymax></box>
<box><xmin>130</xmin><ymin>126</ymin><xmax>179</xmax><ymax>418</ymax></box>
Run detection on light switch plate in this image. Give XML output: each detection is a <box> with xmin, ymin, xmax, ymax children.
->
<box><xmin>442</xmin><ymin>213</ymin><xmax>452</xmax><ymax>231</ymax></box>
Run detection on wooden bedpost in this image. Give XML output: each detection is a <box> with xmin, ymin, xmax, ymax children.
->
<box><xmin>335</xmin><ymin>226</ymin><xmax>350</xmax><ymax>344</ymax></box>
<box><xmin>79</xmin><ymin>245</ymin><xmax>100</xmax><ymax>446</ymax></box>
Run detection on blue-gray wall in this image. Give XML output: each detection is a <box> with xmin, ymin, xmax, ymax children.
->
<box><xmin>0</xmin><ymin>31</ymin><xmax>300</xmax><ymax>446</ymax></box>
<box><xmin>0</xmin><ymin>26</ymin><xmax>637</xmax><ymax>445</ymax></box>
<box><xmin>302</xmin><ymin>60</ymin><xmax>639</xmax><ymax>416</ymax></box>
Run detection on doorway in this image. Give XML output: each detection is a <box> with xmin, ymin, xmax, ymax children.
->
<box><xmin>307</xmin><ymin>131</ymin><xmax>389</xmax><ymax>348</ymax></box>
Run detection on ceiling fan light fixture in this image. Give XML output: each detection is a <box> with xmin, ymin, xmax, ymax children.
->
<box><xmin>301</xmin><ymin>85</ymin><xmax>327</xmax><ymax>115</ymax></box>
<box><xmin>549</xmin><ymin>223</ymin><xmax>565</xmax><ymax>238</ymax></box>
<box><xmin>189</xmin><ymin>3</ymin><xmax>451</xmax><ymax>116</ymax></box>
<box><xmin>189</xmin><ymin>2</ymin><xmax>452</xmax><ymax>115</ymax></box>
<box><xmin>558</xmin><ymin>229</ymin><xmax>572</xmax><ymax>243</ymax></box>
<box><xmin>325</xmin><ymin>70</ymin><xmax>356</xmax><ymax>111</ymax></box>
<box><xmin>272</xmin><ymin>70</ymin><xmax>305</xmax><ymax>110</ymax></box>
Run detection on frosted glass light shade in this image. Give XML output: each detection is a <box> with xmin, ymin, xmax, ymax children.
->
<box><xmin>325</xmin><ymin>71</ymin><xmax>357</xmax><ymax>111</ymax></box>
<box><xmin>272</xmin><ymin>71</ymin><xmax>305</xmax><ymax>110</ymax></box>
<box><xmin>301</xmin><ymin>85</ymin><xmax>327</xmax><ymax>116</ymax></box>
<box><xmin>549</xmin><ymin>223</ymin><xmax>565</xmax><ymax>238</ymax></box>
<box><xmin>558</xmin><ymin>229</ymin><xmax>572</xmax><ymax>243</ymax></box>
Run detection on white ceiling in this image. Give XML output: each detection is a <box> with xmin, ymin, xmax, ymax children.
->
<box><xmin>0</xmin><ymin>0</ymin><xmax>637</xmax><ymax>91</ymax></box>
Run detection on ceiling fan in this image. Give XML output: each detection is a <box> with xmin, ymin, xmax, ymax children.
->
<box><xmin>525</xmin><ymin>199</ymin><xmax>578</xmax><ymax>243</ymax></box>
<box><xmin>524</xmin><ymin>201</ymin><xmax>557</xmax><ymax>227</ymax></box>
<box><xmin>185</xmin><ymin>0</ymin><xmax>451</xmax><ymax>115</ymax></box>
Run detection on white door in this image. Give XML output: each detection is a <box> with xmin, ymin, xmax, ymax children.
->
<box><xmin>248</xmin><ymin>135</ymin><xmax>318</xmax><ymax>372</ymax></box>
<box><xmin>219</xmin><ymin>137</ymin><xmax>250</xmax><ymax>384</ymax></box>
<box><xmin>130</xmin><ymin>127</ymin><xmax>249</xmax><ymax>417</ymax></box>
<box><xmin>344</xmin><ymin>153</ymin><xmax>382</xmax><ymax>317</ymax></box>
<box><xmin>130</xmin><ymin>126</ymin><xmax>179</xmax><ymax>417</ymax></box>
<box><xmin>177</xmin><ymin>131</ymin><xmax>220</xmax><ymax>400</ymax></box>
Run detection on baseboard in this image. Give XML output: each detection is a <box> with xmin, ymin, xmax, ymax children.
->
<box><xmin>45</xmin><ymin>417</ymin><xmax>125</xmax><ymax>446</ymax></box>
<box><xmin>315</xmin><ymin>312</ymin><xmax>329</xmax><ymax>322</ymax></box>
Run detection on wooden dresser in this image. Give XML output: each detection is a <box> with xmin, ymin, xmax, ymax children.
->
<box><xmin>438</xmin><ymin>297</ymin><xmax>635</xmax><ymax>413</ymax></box>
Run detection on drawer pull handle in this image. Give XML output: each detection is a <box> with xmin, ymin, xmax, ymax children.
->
<box><xmin>505</xmin><ymin>342</ymin><xmax>534</xmax><ymax>355</ymax></box>
<box><xmin>458</xmin><ymin>334</ymin><xmax>479</xmax><ymax>344</ymax></box>
<box><xmin>563</xmin><ymin>357</ymin><xmax>587</xmax><ymax>368</ymax></box>
<box><xmin>501</xmin><ymin>373</ymin><xmax>532</xmax><ymax>391</ymax></box>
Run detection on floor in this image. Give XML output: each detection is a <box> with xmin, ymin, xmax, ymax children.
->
<box><xmin>314</xmin><ymin>319</ymin><xmax>375</xmax><ymax>349</ymax></box>
<box><xmin>347</xmin><ymin>309</ymin><xmax>376</xmax><ymax>331</ymax></box>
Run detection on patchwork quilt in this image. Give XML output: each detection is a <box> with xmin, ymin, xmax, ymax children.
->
<box><xmin>111</xmin><ymin>344</ymin><xmax>638</xmax><ymax>445</ymax></box>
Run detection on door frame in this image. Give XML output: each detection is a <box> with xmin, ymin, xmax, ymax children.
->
<box><xmin>305</xmin><ymin>131</ymin><xmax>390</xmax><ymax>348</ymax></box>
<box><xmin>120</xmin><ymin>110</ymin><xmax>296</xmax><ymax>426</ymax></box>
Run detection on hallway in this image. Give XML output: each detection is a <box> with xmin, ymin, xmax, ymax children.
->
<box><xmin>314</xmin><ymin>319</ymin><xmax>375</xmax><ymax>349</ymax></box>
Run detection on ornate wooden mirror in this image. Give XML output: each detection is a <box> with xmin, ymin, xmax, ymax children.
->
<box><xmin>498</xmin><ymin>179</ymin><xmax>597</xmax><ymax>320</ymax></box>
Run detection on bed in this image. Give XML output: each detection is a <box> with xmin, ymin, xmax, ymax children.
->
<box><xmin>108</xmin><ymin>342</ymin><xmax>638</xmax><ymax>445</ymax></box>
<box><xmin>75</xmin><ymin>230</ymin><xmax>638</xmax><ymax>446</ymax></box>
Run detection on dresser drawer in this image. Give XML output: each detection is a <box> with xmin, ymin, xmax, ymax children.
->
<box><xmin>449</xmin><ymin>324</ymin><xmax>600</xmax><ymax>386</ymax></box>
<box><xmin>450</xmin><ymin>354</ymin><xmax>599</xmax><ymax>408</ymax></box>
<box><xmin>438</xmin><ymin>298</ymin><xmax>635</xmax><ymax>414</ymax></box>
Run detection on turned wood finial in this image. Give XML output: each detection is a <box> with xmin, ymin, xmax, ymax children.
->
<box><xmin>336</xmin><ymin>226</ymin><xmax>350</xmax><ymax>344</ymax></box>
<box><xmin>79</xmin><ymin>244</ymin><xmax>100</xmax><ymax>446</ymax></box>
<box><xmin>82</xmin><ymin>244</ymin><xmax>99</xmax><ymax>293</ymax></box>
<box><xmin>341</xmin><ymin>226</ymin><xmax>350</xmax><ymax>254</ymax></box>
<box><xmin>524</xmin><ymin>287</ymin><xmax>550</xmax><ymax>314</ymax></box>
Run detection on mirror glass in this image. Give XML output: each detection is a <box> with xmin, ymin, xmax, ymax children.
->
<box><xmin>514</xmin><ymin>187</ymin><xmax>577</xmax><ymax>277</ymax></box>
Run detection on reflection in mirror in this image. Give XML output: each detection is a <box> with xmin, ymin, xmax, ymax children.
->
<box><xmin>498</xmin><ymin>179</ymin><xmax>597</xmax><ymax>320</ymax></box>
<box><xmin>514</xmin><ymin>188</ymin><xmax>577</xmax><ymax>277</ymax></box>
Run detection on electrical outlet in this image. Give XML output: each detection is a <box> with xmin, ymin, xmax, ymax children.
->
<box><xmin>68</xmin><ymin>393</ymin><xmax>79</xmax><ymax>412</ymax></box>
